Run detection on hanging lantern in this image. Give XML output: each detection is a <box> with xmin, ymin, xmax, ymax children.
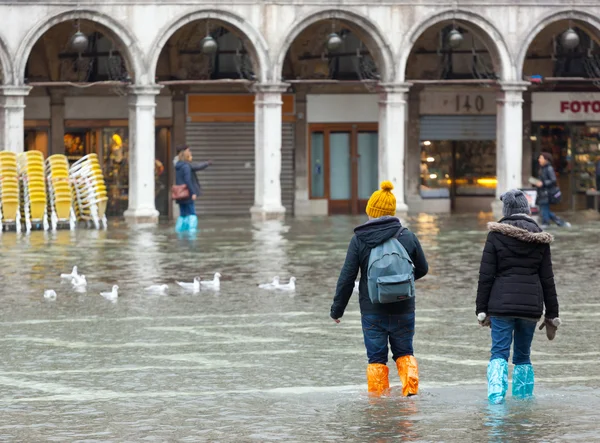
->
<box><xmin>70</xmin><ymin>31</ymin><xmax>89</xmax><ymax>53</ymax></box>
<box><xmin>326</xmin><ymin>33</ymin><xmax>343</xmax><ymax>52</ymax></box>
<box><xmin>447</xmin><ymin>29</ymin><xmax>463</xmax><ymax>49</ymax></box>
<box><xmin>201</xmin><ymin>35</ymin><xmax>218</xmax><ymax>54</ymax></box>
<box><xmin>561</xmin><ymin>28</ymin><xmax>580</xmax><ymax>49</ymax></box>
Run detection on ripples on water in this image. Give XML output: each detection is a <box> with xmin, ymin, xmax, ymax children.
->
<box><xmin>0</xmin><ymin>213</ymin><xmax>599</xmax><ymax>441</ymax></box>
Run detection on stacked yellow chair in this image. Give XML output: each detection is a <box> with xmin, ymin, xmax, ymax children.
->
<box><xmin>0</xmin><ymin>152</ymin><xmax>21</xmax><ymax>233</ymax></box>
<box><xmin>17</xmin><ymin>151</ymin><xmax>49</xmax><ymax>232</ymax></box>
<box><xmin>45</xmin><ymin>154</ymin><xmax>76</xmax><ymax>230</ymax></box>
<box><xmin>69</xmin><ymin>154</ymin><xmax>108</xmax><ymax>229</ymax></box>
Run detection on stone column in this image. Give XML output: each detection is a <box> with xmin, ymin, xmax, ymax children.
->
<box><xmin>250</xmin><ymin>83</ymin><xmax>289</xmax><ymax>221</ymax></box>
<box><xmin>293</xmin><ymin>87</ymin><xmax>309</xmax><ymax>216</ymax></box>
<box><xmin>49</xmin><ymin>88</ymin><xmax>66</xmax><ymax>156</ymax></box>
<box><xmin>124</xmin><ymin>85</ymin><xmax>162</xmax><ymax>225</ymax></box>
<box><xmin>406</xmin><ymin>85</ymin><xmax>423</xmax><ymax>206</ymax></box>
<box><xmin>522</xmin><ymin>91</ymin><xmax>533</xmax><ymax>185</ymax></box>
<box><xmin>170</xmin><ymin>87</ymin><xmax>187</xmax><ymax>220</ymax></box>
<box><xmin>494</xmin><ymin>82</ymin><xmax>529</xmax><ymax>215</ymax></box>
<box><xmin>0</xmin><ymin>86</ymin><xmax>31</xmax><ymax>153</ymax></box>
<box><xmin>378</xmin><ymin>83</ymin><xmax>411</xmax><ymax>213</ymax></box>
<box><xmin>171</xmin><ymin>86</ymin><xmax>187</xmax><ymax>147</ymax></box>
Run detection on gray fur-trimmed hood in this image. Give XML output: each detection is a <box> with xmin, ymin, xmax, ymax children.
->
<box><xmin>488</xmin><ymin>222</ymin><xmax>554</xmax><ymax>244</ymax></box>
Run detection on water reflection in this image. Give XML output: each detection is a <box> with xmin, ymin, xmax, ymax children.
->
<box><xmin>251</xmin><ymin>220</ymin><xmax>289</xmax><ymax>282</ymax></box>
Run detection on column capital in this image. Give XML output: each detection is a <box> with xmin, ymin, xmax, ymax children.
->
<box><xmin>128</xmin><ymin>84</ymin><xmax>163</xmax><ymax>96</ymax></box>
<box><xmin>499</xmin><ymin>81</ymin><xmax>529</xmax><ymax>93</ymax></box>
<box><xmin>377</xmin><ymin>82</ymin><xmax>412</xmax><ymax>94</ymax></box>
<box><xmin>49</xmin><ymin>87</ymin><xmax>68</xmax><ymax>105</ymax></box>
<box><xmin>251</xmin><ymin>83</ymin><xmax>290</xmax><ymax>94</ymax></box>
<box><xmin>0</xmin><ymin>85</ymin><xmax>32</xmax><ymax>97</ymax></box>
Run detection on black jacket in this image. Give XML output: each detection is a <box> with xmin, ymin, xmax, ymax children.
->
<box><xmin>476</xmin><ymin>215</ymin><xmax>559</xmax><ymax>320</ymax></box>
<box><xmin>330</xmin><ymin>216</ymin><xmax>429</xmax><ymax>319</ymax></box>
<box><xmin>536</xmin><ymin>164</ymin><xmax>558</xmax><ymax>206</ymax></box>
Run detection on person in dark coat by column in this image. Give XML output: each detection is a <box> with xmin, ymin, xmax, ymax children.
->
<box><xmin>535</xmin><ymin>152</ymin><xmax>570</xmax><ymax>228</ymax></box>
<box><xmin>331</xmin><ymin>181</ymin><xmax>429</xmax><ymax>396</ymax></box>
<box><xmin>174</xmin><ymin>145</ymin><xmax>211</xmax><ymax>232</ymax></box>
<box><xmin>476</xmin><ymin>189</ymin><xmax>561</xmax><ymax>404</ymax></box>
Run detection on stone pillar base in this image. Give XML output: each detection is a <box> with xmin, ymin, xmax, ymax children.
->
<box><xmin>395</xmin><ymin>202</ymin><xmax>409</xmax><ymax>216</ymax></box>
<box><xmin>124</xmin><ymin>209</ymin><xmax>160</xmax><ymax>225</ymax></box>
<box><xmin>250</xmin><ymin>206</ymin><xmax>286</xmax><ymax>221</ymax></box>
<box><xmin>491</xmin><ymin>200</ymin><xmax>503</xmax><ymax>220</ymax></box>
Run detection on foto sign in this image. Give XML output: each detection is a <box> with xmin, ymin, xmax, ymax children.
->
<box><xmin>532</xmin><ymin>92</ymin><xmax>600</xmax><ymax>122</ymax></box>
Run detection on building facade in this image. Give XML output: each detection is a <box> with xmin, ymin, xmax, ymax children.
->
<box><xmin>1</xmin><ymin>1</ymin><xmax>600</xmax><ymax>221</ymax></box>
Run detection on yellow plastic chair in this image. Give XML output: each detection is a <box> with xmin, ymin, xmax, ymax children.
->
<box><xmin>1</xmin><ymin>197</ymin><xmax>19</xmax><ymax>220</ymax></box>
<box><xmin>54</xmin><ymin>197</ymin><xmax>72</xmax><ymax>219</ymax></box>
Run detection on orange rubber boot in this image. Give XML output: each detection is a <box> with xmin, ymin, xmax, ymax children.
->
<box><xmin>367</xmin><ymin>363</ymin><xmax>390</xmax><ymax>394</ymax></box>
<box><xmin>396</xmin><ymin>355</ymin><xmax>419</xmax><ymax>397</ymax></box>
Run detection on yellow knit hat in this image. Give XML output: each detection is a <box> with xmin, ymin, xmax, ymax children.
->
<box><xmin>366</xmin><ymin>181</ymin><xmax>396</xmax><ymax>218</ymax></box>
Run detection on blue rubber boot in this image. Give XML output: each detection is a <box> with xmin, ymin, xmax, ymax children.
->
<box><xmin>512</xmin><ymin>364</ymin><xmax>534</xmax><ymax>399</ymax></box>
<box><xmin>487</xmin><ymin>358</ymin><xmax>509</xmax><ymax>404</ymax></box>
<box><xmin>187</xmin><ymin>215</ymin><xmax>198</xmax><ymax>233</ymax></box>
<box><xmin>175</xmin><ymin>216</ymin><xmax>188</xmax><ymax>233</ymax></box>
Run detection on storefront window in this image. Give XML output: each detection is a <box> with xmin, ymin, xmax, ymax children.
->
<box><xmin>570</xmin><ymin>125</ymin><xmax>600</xmax><ymax>192</ymax></box>
<box><xmin>64</xmin><ymin>131</ymin><xmax>89</xmax><ymax>164</ymax></box>
<box><xmin>310</xmin><ymin>132</ymin><xmax>325</xmax><ymax>198</ymax></box>
<box><xmin>102</xmin><ymin>128</ymin><xmax>129</xmax><ymax>217</ymax></box>
<box><xmin>420</xmin><ymin>140</ymin><xmax>451</xmax><ymax>198</ymax></box>
<box><xmin>454</xmin><ymin>141</ymin><xmax>496</xmax><ymax>196</ymax></box>
<box><xmin>24</xmin><ymin>130</ymin><xmax>49</xmax><ymax>157</ymax></box>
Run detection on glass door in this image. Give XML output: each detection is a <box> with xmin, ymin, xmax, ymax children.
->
<box><xmin>309</xmin><ymin>124</ymin><xmax>378</xmax><ymax>215</ymax></box>
<box><xmin>329</xmin><ymin>131</ymin><xmax>353</xmax><ymax>214</ymax></box>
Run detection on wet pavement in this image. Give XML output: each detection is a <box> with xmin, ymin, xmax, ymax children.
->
<box><xmin>0</xmin><ymin>212</ymin><xmax>599</xmax><ymax>442</ymax></box>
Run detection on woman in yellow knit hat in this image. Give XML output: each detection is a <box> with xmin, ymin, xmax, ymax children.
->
<box><xmin>330</xmin><ymin>181</ymin><xmax>429</xmax><ymax>396</ymax></box>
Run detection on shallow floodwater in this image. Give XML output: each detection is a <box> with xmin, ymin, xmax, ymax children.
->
<box><xmin>0</xmin><ymin>213</ymin><xmax>599</xmax><ymax>442</ymax></box>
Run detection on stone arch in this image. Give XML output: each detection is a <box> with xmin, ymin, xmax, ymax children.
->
<box><xmin>398</xmin><ymin>9</ymin><xmax>513</xmax><ymax>82</ymax></box>
<box><xmin>274</xmin><ymin>8</ymin><xmax>395</xmax><ymax>83</ymax></box>
<box><xmin>15</xmin><ymin>9</ymin><xmax>146</xmax><ymax>85</ymax></box>
<box><xmin>149</xmin><ymin>9</ymin><xmax>270</xmax><ymax>82</ymax></box>
<box><xmin>516</xmin><ymin>9</ymin><xmax>600</xmax><ymax>78</ymax></box>
<box><xmin>0</xmin><ymin>34</ymin><xmax>14</xmax><ymax>85</ymax></box>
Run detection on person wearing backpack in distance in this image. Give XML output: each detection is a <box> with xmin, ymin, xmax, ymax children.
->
<box><xmin>330</xmin><ymin>181</ymin><xmax>429</xmax><ymax>396</ymax></box>
<box><xmin>476</xmin><ymin>189</ymin><xmax>561</xmax><ymax>405</ymax></box>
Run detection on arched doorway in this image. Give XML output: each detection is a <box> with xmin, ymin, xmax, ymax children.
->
<box><xmin>152</xmin><ymin>13</ymin><xmax>278</xmax><ymax>217</ymax></box>
<box><xmin>402</xmin><ymin>13</ymin><xmax>511</xmax><ymax>213</ymax></box>
<box><xmin>520</xmin><ymin>15</ymin><xmax>600</xmax><ymax>211</ymax></box>
<box><xmin>276</xmin><ymin>11</ymin><xmax>394</xmax><ymax>215</ymax></box>
<box><xmin>18</xmin><ymin>14</ymin><xmax>157</xmax><ymax>219</ymax></box>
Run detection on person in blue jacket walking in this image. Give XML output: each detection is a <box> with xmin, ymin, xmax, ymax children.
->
<box><xmin>174</xmin><ymin>145</ymin><xmax>211</xmax><ymax>232</ymax></box>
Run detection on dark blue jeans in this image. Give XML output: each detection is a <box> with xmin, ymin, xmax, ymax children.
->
<box><xmin>539</xmin><ymin>203</ymin><xmax>556</xmax><ymax>225</ymax></box>
<box><xmin>490</xmin><ymin>317</ymin><xmax>536</xmax><ymax>365</ymax></box>
<box><xmin>178</xmin><ymin>202</ymin><xmax>196</xmax><ymax>217</ymax></box>
<box><xmin>361</xmin><ymin>313</ymin><xmax>415</xmax><ymax>364</ymax></box>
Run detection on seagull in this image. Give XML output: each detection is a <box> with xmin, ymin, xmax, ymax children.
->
<box><xmin>258</xmin><ymin>276</ymin><xmax>280</xmax><ymax>290</ymax></box>
<box><xmin>71</xmin><ymin>274</ymin><xmax>87</xmax><ymax>288</ymax></box>
<box><xmin>44</xmin><ymin>290</ymin><xmax>57</xmax><ymax>301</ymax></box>
<box><xmin>200</xmin><ymin>273</ymin><xmax>221</xmax><ymax>290</ymax></box>
<box><xmin>61</xmin><ymin>266</ymin><xmax>79</xmax><ymax>280</ymax></box>
<box><xmin>176</xmin><ymin>277</ymin><xmax>201</xmax><ymax>293</ymax></box>
<box><xmin>101</xmin><ymin>285</ymin><xmax>119</xmax><ymax>301</ymax></box>
<box><xmin>277</xmin><ymin>277</ymin><xmax>296</xmax><ymax>291</ymax></box>
<box><xmin>145</xmin><ymin>284</ymin><xmax>169</xmax><ymax>294</ymax></box>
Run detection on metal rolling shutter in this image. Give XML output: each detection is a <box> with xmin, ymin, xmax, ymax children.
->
<box><xmin>185</xmin><ymin>122</ymin><xmax>294</xmax><ymax>216</ymax></box>
<box><xmin>420</xmin><ymin>115</ymin><xmax>496</xmax><ymax>140</ymax></box>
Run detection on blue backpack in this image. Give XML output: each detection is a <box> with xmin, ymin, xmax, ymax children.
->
<box><xmin>367</xmin><ymin>229</ymin><xmax>415</xmax><ymax>304</ymax></box>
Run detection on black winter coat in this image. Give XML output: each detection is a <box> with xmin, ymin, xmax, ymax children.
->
<box><xmin>476</xmin><ymin>215</ymin><xmax>559</xmax><ymax>320</ymax></box>
<box><xmin>536</xmin><ymin>164</ymin><xmax>558</xmax><ymax>206</ymax></box>
<box><xmin>330</xmin><ymin>216</ymin><xmax>429</xmax><ymax>319</ymax></box>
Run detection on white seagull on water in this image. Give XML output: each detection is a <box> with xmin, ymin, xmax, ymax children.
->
<box><xmin>60</xmin><ymin>266</ymin><xmax>79</xmax><ymax>281</ymax></box>
<box><xmin>200</xmin><ymin>273</ymin><xmax>221</xmax><ymax>291</ymax></box>
<box><xmin>101</xmin><ymin>285</ymin><xmax>119</xmax><ymax>301</ymax></box>
<box><xmin>258</xmin><ymin>276</ymin><xmax>280</xmax><ymax>290</ymax></box>
<box><xmin>145</xmin><ymin>284</ymin><xmax>169</xmax><ymax>294</ymax></box>
<box><xmin>176</xmin><ymin>277</ymin><xmax>201</xmax><ymax>293</ymax></box>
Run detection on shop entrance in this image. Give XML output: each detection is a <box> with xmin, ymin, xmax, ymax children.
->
<box><xmin>309</xmin><ymin>124</ymin><xmax>378</xmax><ymax>215</ymax></box>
